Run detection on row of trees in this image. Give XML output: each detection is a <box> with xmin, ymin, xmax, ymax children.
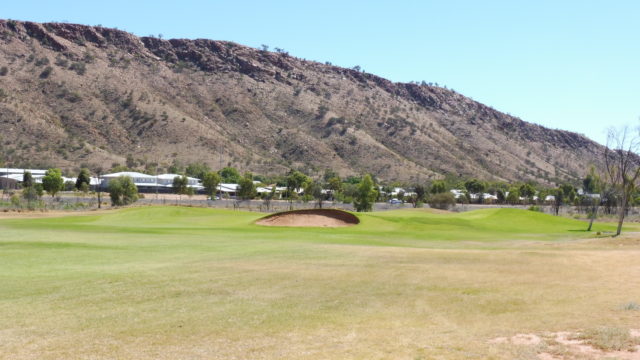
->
<box><xmin>9</xmin><ymin>123</ymin><xmax>640</xmax><ymax>235</ymax></box>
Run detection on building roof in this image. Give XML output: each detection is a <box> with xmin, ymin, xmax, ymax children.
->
<box><xmin>157</xmin><ymin>173</ymin><xmax>200</xmax><ymax>182</ymax></box>
<box><xmin>102</xmin><ymin>171</ymin><xmax>156</xmax><ymax>178</ymax></box>
<box><xmin>0</xmin><ymin>168</ymin><xmax>47</xmax><ymax>175</ymax></box>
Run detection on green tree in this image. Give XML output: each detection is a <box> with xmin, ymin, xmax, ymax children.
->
<box><xmin>303</xmin><ymin>179</ymin><xmax>325</xmax><ymax>208</ymax></box>
<box><xmin>186</xmin><ymin>162</ymin><xmax>211</xmax><ymax>180</ymax></box>
<box><xmin>430</xmin><ymin>180</ymin><xmax>447</xmax><ymax>194</ymax></box>
<box><xmin>22</xmin><ymin>183</ymin><xmax>43</xmax><ymax>207</ymax></box>
<box><xmin>506</xmin><ymin>187</ymin><xmax>520</xmax><ymax>204</ymax></box>
<box><xmin>219</xmin><ymin>167</ymin><xmax>241</xmax><ymax>183</ymax></box>
<box><xmin>559</xmin><ymin>184</ymin><xmax>577</xmax><ymax>204</ymax></box>
<box><xmin>42</xmin><ymin>168</ymin><xmax>64</xmax><ymax>197</ymax></box>
<box><xmin>552</xmin><ymin>188</ymin><xmax>565</xmax><ymax>216</ymax></box>
<box><xmin>286</xmin><ymin>170</ymin><xmax>309</xmax><ymax>204</ymax></box>
<box><xmin>237</xmin><ymin>172</ymin><xmax>256</xmax><ymax>200</ymax></box>
<box><xmin>22</xmin><ymin>171</ymin><xmax>33</xmax><ymax>188</ymax></box>
<box><xmin>519</xmin><ymin>183</ymin><xmax>536</xmax><ymax>204</ymax></box>
<box><xmin>464</xmin><ymin>179</ymin><xmax>486</xmax><ymax>203</ymax></box>
<box><xmin>75</xmin><ymin>168</ymin><xmax>91</xmax><ymax>191</ymax></box>
<box><xmin>108</xmin><ymin>176</ymin><xmax>138</xmax><ymax>206</ymax></box>
<box><xmin>353</xmin><ymin>174</ymin><xmax>377</xmax><ymax>212</ymax></box>
<box><xmin>202</xmin><ymin>171</ymin><xmax>221</xmax><ymax>199</ymax></box>
<box><xmin>172</xmin><ymin>175</ymin><xmax>189</xmax><ymax>200</ymax></box>
<box><xmin>327</xmin><ymin>176</ymin><xmax>342</xmax><ymax>200</ymax></box>
<box><xmin>409</xmin><ymin>184</ymin><xmax>426</xmax><ymax>208</ymax></box>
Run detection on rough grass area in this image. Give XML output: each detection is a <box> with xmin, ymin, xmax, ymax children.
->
<box><xmin>577</xmin><ymin>327</ymin><xmax>640</xmax><ymax>352</ymax></box>
<box><xmin>1</xmin><ymin>206</ymin><xmax>639</xmax><ymax>359</ymax></box>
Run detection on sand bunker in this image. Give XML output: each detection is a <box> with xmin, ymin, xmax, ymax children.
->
<box><xmin>256</xmin><ymin>209</ymin><xmax>360</xmax><ymax>228</ymax></box>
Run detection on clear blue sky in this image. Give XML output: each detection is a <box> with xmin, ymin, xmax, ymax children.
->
<box><xmin>5</xmin><ymin>0</ymin><xmax>639</xmax><ymax>145</ymax></box>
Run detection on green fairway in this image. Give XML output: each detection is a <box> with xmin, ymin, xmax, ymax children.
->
<box><xmin>1</xmin><ymin>206</ymin><xmax>638</xmax><ymax>359</ymax></box>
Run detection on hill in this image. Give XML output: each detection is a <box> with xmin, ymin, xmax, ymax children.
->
<box><xmin>0</xmin><ymin>20</ymin><xmax>603</xmax><ymax>183</ymax></box>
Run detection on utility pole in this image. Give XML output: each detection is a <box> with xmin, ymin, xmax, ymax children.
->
<box><xmin>95</xmin><ymin>167</ymin><xmax>102</xmax><ymax>209</ymax></box>
<box><xmin>155</xmin><ymin>160</ymin><xmax>159</xmax><ymax>201</ymax></box>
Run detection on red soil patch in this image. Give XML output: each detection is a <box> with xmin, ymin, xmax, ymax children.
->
<box><xmin>255</xmin><ymin>209</ymin><xmax>360</xmax><ymax>228</ymax></box>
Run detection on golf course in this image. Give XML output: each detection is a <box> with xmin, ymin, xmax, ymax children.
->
<box><xmin>2</xmin><ymin>206</ymin><xmax>640</xmax><ymax>359</ymax></box>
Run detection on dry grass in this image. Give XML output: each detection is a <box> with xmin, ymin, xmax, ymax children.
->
<box><xmin>1</xmin><ymin>207</ymin><xmax>640</xmax><ymax>359</ymax></box>
<box><xmin>576</xmin><ymin>327</ymin><xmax>640</xmax><ymax>352</ymax></box>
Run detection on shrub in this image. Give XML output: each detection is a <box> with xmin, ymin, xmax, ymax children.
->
<box><xmin>10</xmin><ymin>194</ymin><xmax>21</xmax><ymax>207</ymax></box>
<box><xmin>621</xmin><ymin>302</ymin><xmax>640</xmax><ymax>311</ymax></box>
<box><xmin>39</xmin><ymin>66</ymin><xmax>53</xmax><ymax>79</ymax></box>
<box><xmin>0</xmin><ymin>66</ymin><xmax>7</xmax><ymax>76</ymax></box>
<box><xmin>429</xmin><ymin>192</ymin><xmax>456</xmax><ymax>210</ymax></box>
<box><xmin>64</xmin><ymin>180</ymin><xmax>75</xmax><ymax>191</ymax></box>
<box><xmin>577</xmin><ymin>327</ymin><xmax>640</xmax><ymax>352</ymax></box>
<box><xmin>108</xmin><ymin>176</ymin><xmax>138</xmax><ymax>206</ymax></box>
<box><xmin>34</xmin><ymin>57</ymin><xmax>50</xmax><ymax>66</ymax></box>
<box><xmin>69</xmin><ymin>62</ymin><xmax>86</xmax><ymax>75</ymax></box>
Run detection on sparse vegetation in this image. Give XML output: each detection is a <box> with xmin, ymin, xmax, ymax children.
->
<box><xmin>576</xmin><ymin>327</ymin><xmax>640</xmax><ymax>352</ymax></box>
<box><xmin>39</xmin><ymin>66</ymin><xmax>53</xmax><ymax>79</ymax></box>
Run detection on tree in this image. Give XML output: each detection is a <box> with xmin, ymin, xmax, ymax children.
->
<box><xmin>186</xmin><ymin>162</ymin><xmax>211</xmax><ymax>180</ymax></box>
<box><xmin>75</xmin><ymin>168</ymin><xmax>91</xmax><ymax>191</ymax></box>
<box><xmin>22</xmin><ymin>183</ymin><xmax>43</xmax><ymax>205</ymax></box>
<box><xmin>262</xmin><ymin>186</ymin><xmax>277</xmax><ymax>211</ymax></box>
<box><xmin>506</xmin><ymin>187</ymin><xmax>520</xmax><ymax>204</ymax></box>
<box><xmin>583</xmin><ymin>166</ymin><xmax>602</xmax><ymax>231</ymax></box>
<box><xmin>42</xmin><ymin>168</ymin><xmax>64</xmax><ymax>197</ymax></box>
<box><xmin>22</xmin><ymin>171</ymin><xmax>33</xmax><ymax>188</ymax></box>
<box><xmin>559</xmin><ymin>184</ymin><xmax>577</xmax><ymax>204</ymax></box>
<box><xmin>202</xmin><ymin>171</ymin><xmax>221</xmax><ymax>199</ymax></box>
<box><xmin>409</xmin><ymin>184</ymin><xmax>426</xmax><ymax>208</ymax></box>
<box><xmin>327</xmin><ymin>176</ymin><xmax>342</xmax><ymax>200</ymax></box>
<box><xmin>303</xmin><ymin>179</ymin><xmax>325</xmax><ymax>208</ymax></box>
<box><xmin>172</xmin><ymin>175</ymin><xmax>189</xmax><ymax>200</ymax></box>
<box><xmin>552</xmin><ymin>188</ymin><xmax>565</xmax><ymax>216</ymax></box>
<box><xmin>219</xmin><ymin>167</ymin><xmax>241</xmax><ymax>183</ymax></box>
<box><xmin>353</xmin><ymin>174</ymin><xmax>377</xmax><ymax>212</ymax></box>
<box><xmin>108</xmin><ymin>176</ymin><xmax>138</xmax><ymax>206</ymax></box>
<box><xmin>464</xmin><ymin>179</ymin><xmax>486</xmax><ymax>203</ymax></box>
<box><xmin>430</xmin><ymin>180</ymin><xmax>447</xmax><ymax>194</ymax></box>
<box><xmin>519</xmin><ymin>183</ymin><xmax>536</xmax><ymax>204</ymax></box>
<box><xmin>604</xmin><ymin>125</ymin><xmax>640</xmax><ymax>236</ymax></box>
<box><xmin>94</xmin><ymin>166</ymin><xmax>103</xmax><ymax>209</ymax></box>
<box><xmin>237</xmin><ymin>172</ymin><xmax>256</xmax><ymax>200</ymax></box>
<box><xmin>286</xmin><ymin>170</ymin><xmax>309</xmax><ymax>206</ymax></box>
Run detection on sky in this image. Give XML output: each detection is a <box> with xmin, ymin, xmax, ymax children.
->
<box><xmin>4</xmin><ymin>0</ymin><xmax>639</xmax><ymax>145</ymax></box>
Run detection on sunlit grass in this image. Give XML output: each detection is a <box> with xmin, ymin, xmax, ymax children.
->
<box><xmin>0</xmin><ymin>206</ymin><xmax>637</xmax><ymax>359</ymax></box>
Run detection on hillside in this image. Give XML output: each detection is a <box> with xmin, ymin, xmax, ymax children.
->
<box><xmin>0</xmin><ymin>20</ymin><xmax>603</xmax><ymax>183</ymax></box>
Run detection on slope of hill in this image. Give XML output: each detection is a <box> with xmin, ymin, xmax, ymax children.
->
<box><xmin>0</xmin><ymin>20</ymin><xmax>602</xmax><ymax>183</ymax></box>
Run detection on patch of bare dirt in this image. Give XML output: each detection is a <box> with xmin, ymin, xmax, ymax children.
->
<box><xmin>255</xmin><ymin>209</ymin><xmax>359</xmax><ymax>228</ymax></box>
<box><xmin>490</xmin><ymin>329</ymin><xmax>640</xmax><ymax>359</ymax></box>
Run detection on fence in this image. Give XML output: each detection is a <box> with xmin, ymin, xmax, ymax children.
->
<box><xmin>1</xmin><ymin>191</ymin><xmax>639</xmax><ymax>217</ymax></box>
